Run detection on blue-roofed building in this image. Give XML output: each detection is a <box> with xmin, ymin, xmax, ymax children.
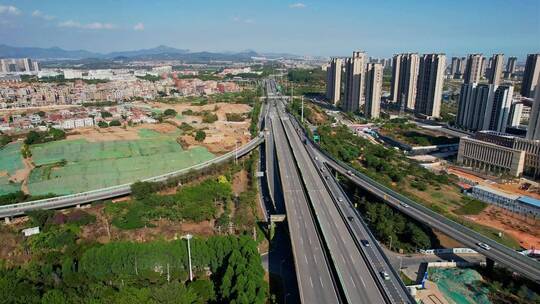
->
<box><xmin>516</xmin><ymin>196</ymin><xmax>540</xmax><ymax>218</ymax></box>
<box><xmin>469</xmin><ymin>185</ymin><xmax>540</xmax><ymax>219</ymax></box>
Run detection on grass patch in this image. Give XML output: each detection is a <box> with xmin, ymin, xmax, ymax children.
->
<box><xmin>455</xmin><ymin>197</ymin><xmax>488</xmax><ymax>215</ymax></box>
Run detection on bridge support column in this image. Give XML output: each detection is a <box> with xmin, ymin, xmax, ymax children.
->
<box><xmin>485</xmin><ymin>258</ymin><xmax>495</xmax><ymax>273</ymax></box>
<box><xmin>76</xmin><ymin>204</ymin><xmax>81</xmax><ymax>208</ymax></box>
<box><xmin>4</xmin><ymin>217</ymin><xmax>11</xmax><ymax>224</ymax></box>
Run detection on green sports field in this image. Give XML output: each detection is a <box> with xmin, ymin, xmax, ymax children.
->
<box><xmin>26</xmin><ymin>129</ymin><xmax>214</xmax><ymax>195</ymax></box>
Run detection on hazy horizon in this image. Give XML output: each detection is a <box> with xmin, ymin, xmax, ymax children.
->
<box><xmin>1</xmin><ymin>0</ymin><xmax>539</xmax><ymax>59</ymax></box>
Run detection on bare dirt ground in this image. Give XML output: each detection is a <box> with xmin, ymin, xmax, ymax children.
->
<box><xmin>79</xmin><ymin>204</ymin><xmax>216</xmax><ymax>244</ymax></box>
<box><xmin>448</xmin><ymin>166</ymin><xmax>540</xmax><ymax>200</ymax></box>
<box><xmin>466</xmin><ymin>205</ymin><xmax>540</xmax><ymax>249</ymax></box>
<box><xmin>10</xmin><ymin>158</ymin><xmax>34</xmax><ymax>194</ymax></box>
<box><xmin>232</xmin><ymin>170</ymin><xmax>248</xmax><ymax>195</ymax></box>
<box><xmin>148</xmin><ymin>102</ymin><xmax>252</xmax><ymax>154</ymax></box>
<box><xmin>0</xmin><ymin>220</ymin><xmax>31</xmax><ymax>265</ymax></box>
<box><xmin>67</xmin><ymin>123</ymin><xmax>178</xmax><ymax>142</ymax></box>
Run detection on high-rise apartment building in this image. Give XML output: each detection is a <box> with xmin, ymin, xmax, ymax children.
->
<box><xmin>326</xmin><ymin>58</ymin><xmax>343</xmax><ymax>105</ymax></box>
<box><xmin>0</xmin><ymin>58</ymin><xmax>40</xmax><ymax>74</ymax></box>
<box><xmin>364</xmin><ymin>63</ymin><xmax>382</xmax><ymax>118</ymax></box>
<box><xmin>343</xmin><ymin>51</ymin><xmax>367</xmax><ymax>112</ymax></box>
<box><xmin>521</xmin><ymin>54</ymin><xmax>540</xmax><ymax>98</ymax></box>
<box><xmin>487</xmin><ymin>85</ymin><xmax>513</xmax><ymax>132</ymax></box>
<box><xmin>488</xmin><ymin>54</ymin><xmax>504</xmax><ymax>85</ymax></box>
<box><xmin>450</xmin><ymin>57</ymin><xmax>460</xmax><ymax>77</ymax></box>
<box><xmin>456</xmin><ymin>83</ymin><xmax>514</xmax><ymax>133</ymax></box>
<box><xmin>506</xmin><ymin>57</ymin><xmax>517</xmax><ymax>75</ymax></box>
<box><xmin>456</xmin><ymin>83</ymin><xmax>494</xmax><ymax>131</ymax></box>
<box><xmin>480</xmin><ymin>56</ymin><xmax>487</xmax><ymax>79</ymax></box>
<box><xmin>463</xmin><ymin>54</ymin><xmax>483</xmax><ymax>84</ymax></box>
<box><xmin>527</xmin><ymin>87</ymin><xmax>540</xmax><ymax>140</ymax></box>
<box><xmin>415</xmin><ymin>53</ymin><xmax>446</xmax><ymax>118</ymax></box>
<box><xmin>390</xmin><ymin>53</ymin><xmax>419</xmax><ymax>110</ymax></box>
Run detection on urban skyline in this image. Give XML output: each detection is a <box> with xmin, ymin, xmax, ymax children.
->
<box><xmin>0</xmin><ymin>1</ymin><xmax>539</xmax><ymax>57</ymax></box>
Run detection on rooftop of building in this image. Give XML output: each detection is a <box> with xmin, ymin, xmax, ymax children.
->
<box><xmin>517</xmin><ymin>196</ymin><xmax>540</xmax><ymax>209</ymax></box>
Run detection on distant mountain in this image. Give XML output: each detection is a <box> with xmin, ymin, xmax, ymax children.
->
<box><xmin>0</xmin><ymin>44</ymin><xmax>297</xmax><ymax>62</ymax></box>
<box><xmin>0</xmin><ymin>44</ymin><xmax>99</xmax><ymax>59</ymax></box>
<box><xmin>104</xmin><ymin>45</ymin><xmax>189</xmax><ymax>59</ymax></box>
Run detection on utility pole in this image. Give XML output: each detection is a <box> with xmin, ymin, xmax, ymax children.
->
<box><xmin>301</xmin><ymin>95</ymin><xmax>304</xmax><ymax>123</ymax></box>
<box><xmin>182</xmin><ymin>234</ymin><xmax>194</xmax><ymax>281</ymax></box>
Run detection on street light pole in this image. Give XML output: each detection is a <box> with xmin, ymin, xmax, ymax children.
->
<box><xmin>182</xmin><ymin>234</ymin><xmax>193</xmax><ymax>281</ymax></box>
<box><xmin>301</xmin><ymin>95</ymin><xmax>304</xmax><ymax>123</ymax></box>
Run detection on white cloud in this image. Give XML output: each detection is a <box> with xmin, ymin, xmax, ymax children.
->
<box><xmin>133</xmin><ymin>22</ymin><xmax>145</xmax><ymax>31</ymax></box>
<box><xmin>289</xmin><ymin>3</ymin><xmax>306</xmax><ymax>9</ymax></box>
<box><xmin>0</xmin><ymin>5</ymin><xmax>20</xmax><ymax>15</ymax></box>
<box><xmin>32</xmin><ymin>10</ymin><xmax>55</xmax><ymax>21</ymax></box>
<box><xmin>58</xmin><ymin>20</ymin><xmax>116</xmax><ymax>30</ymax></box>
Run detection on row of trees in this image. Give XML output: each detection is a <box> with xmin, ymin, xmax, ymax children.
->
<box><xmin>0</xmin><ymin>235</ymin><xmax>266</xmax><ymax>303</ymax></box>
<box><xmin>24</xmin><ymin>128</ymin><xmax>66</xmax><ymax>145</ymax></box>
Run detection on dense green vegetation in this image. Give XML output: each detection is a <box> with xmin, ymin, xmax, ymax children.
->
<box><xmin>475</xmin><ymin>267</ymin><xmax>540</xmax><ymax>304</ymax></box>
<box><xmin>0</xmin><ymin>134</ymin><xmax>11</xmax><ymax>148</ymax></box>
<box><xmin>24</xmin><ymin>128</ymin><xmax>66</xmax><ymax>145</ymax></box>
<box><xmin>0</xmin><ymin>235</ymin><xmax>266</xmax><ymax>304</ymax></box>
<box><xmin>136</xmin><ymin>74</ymin><xmax>162</xmax><ymax>82</ymax></box>
<box><xmin>164</xmin><ymin>108</ymin><xmax>178</xmax><ymax>117</ymax></box>
<box><xmin>22</xmin><ymin>75</ymin><xmax>110</xmax><ymax>84</ymax></box>
<box><xmin>0</xmin><ymin>192</ymin><xmax>57</xmax><ymax>206</ymax></box>
<box><xmin>287</xmin><ymin>68</ymin><xmax>325</xmax><ymax>83</ymax></box>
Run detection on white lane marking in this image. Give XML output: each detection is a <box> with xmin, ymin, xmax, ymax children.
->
<box><xmin>351</xmin><ymin>278</ymin><xmax>357</xmax><ymax>288</ymax></box>
<box><xmin>304</xmin><ymin>255</ymin><xmax>308</xmax><ymax>264</ymax></box>
<box><xmin>310</xmin><ymin>276</ymin><xmax>314</xmax><ymax>288</ymax></box>
<box><xmin>319</xmin><ymin>276</ymin><xmax>324</xmax><ymax>288</ymax></box>
<box><xmin>314</xmin><ymin>254</ymin><xmax>317</xmax><ymax>264</ymax></box>
<box><xmin>360</xmin><ymin>276</ymin><xmax>366</xmax><ymax>288</ymax></box>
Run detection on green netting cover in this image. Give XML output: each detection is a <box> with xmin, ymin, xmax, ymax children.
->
<box><xmin>430</xmin><ymin>268</ymin><xmax>492</xmax><ymax>304</ymax></box>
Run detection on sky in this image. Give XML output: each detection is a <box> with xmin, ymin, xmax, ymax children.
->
<box><xmin>0</xmin><ymin>0</ymin><xmax>539</xmax><ymax>59</ymax></box>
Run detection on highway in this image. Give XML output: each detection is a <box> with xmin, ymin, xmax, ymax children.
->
<box><xmin>276</xmin><ymin>104</ymin><xmax>387</xmax><ymax>303</ymax></box>
<box><xmin>0</xmin><ymin>134</ymin><xmax>264</xmax><ymax>219</ymax></box>
<box><xmin>269</xmin><ymin>100</ymin><xmax>340</xmax><ymax>303</ymax></box>
<box><xmin>283</xmin><ymin>106</ymin><xmax>540</xmax><ymax>284</ymax></box>
<box><xmin>322</xmin><ymin>155</ymin><xmax>540</xmax><ymax>283</ymax></box>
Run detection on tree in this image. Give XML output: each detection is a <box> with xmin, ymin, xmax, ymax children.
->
<box><xmin>25</xmin><ymin>130</ymin><xmax>43</xmax><ymax>145</ymax></box>
<box><xmin>131</xmin><ymin>181</ymin><xmax>158</xmax><ymax>200</ymax></box>
<box><xmin>163</xmin><ymin>109</ymin><xmax>177</xmax><ymax>117</ymax></box>
<box><xmin>109</xmin><ymin>120</ymin><xmax>122</xmax><ymax>127</ymax></box>
<box><xmin>41</xmin><ymin>290</ymin><xmax>69</xmax><ymax>304</ymax></box>
<box><xmin>49</xmin><ymin>128</ymin><xmax>66</xmax><ymax>141</ymax></box>
<box><xmin>101</xmin><ymin>111</ymin><xmax>113</xmax><ymax>118</ymax></box>
<box><xmin>26</xmin><ymin>209</ymin><xmax>55</xmax><ymax>228</ymax></box>
<box><xmin>194</xmin><ymin>130</ymin><xmax>206</xmax><ymax>142</ymax></box>
<box><xmin>97</xmin><ymin>121</ymin><xmax>109</xmax><ymax>128</ymax></box>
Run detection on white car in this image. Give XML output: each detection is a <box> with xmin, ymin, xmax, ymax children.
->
<box><xmin>477</xmin><ymin>242</ymin><xmax>491</xmax><ymax>250</ymax></box>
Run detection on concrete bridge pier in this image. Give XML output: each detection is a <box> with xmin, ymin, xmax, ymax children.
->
<box><xmin>4</xmin><ymin>217</ymin><xmax>11</xmax><ymax>224</ymax></box>
<box><xmin>486</xmin><ymin>258</ymin><xmax>495</xmax><ymax>272</ymax></box>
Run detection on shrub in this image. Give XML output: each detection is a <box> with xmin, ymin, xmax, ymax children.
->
<box><xmin>195</xmin><ymin>130</ymin><xmax>206</xmax><ymax>142</ymax></box>
<box><xmin>97</xmin><ymin>121</ymin><xmax>109</xmax><ymax>128</ymax></box>
<box><xmin>164</xmin><ymin>109</ymin><xmax>177</xmax><ymax>117</ymax></box>
<box><xmin>202</xmin><ymin>112</ymin><xmax>218</xmax><ymax>123</ymax></box>
<box><xmin>108</xmin><ymin>120</ymin><xmax>121</xmax><ymax>127</ymax></box>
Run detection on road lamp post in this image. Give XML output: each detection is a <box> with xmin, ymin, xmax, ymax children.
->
<box><xmin>182</xmin><ymin>234</ymin><xmax>193</xmax><ymax>281</ymax></box>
